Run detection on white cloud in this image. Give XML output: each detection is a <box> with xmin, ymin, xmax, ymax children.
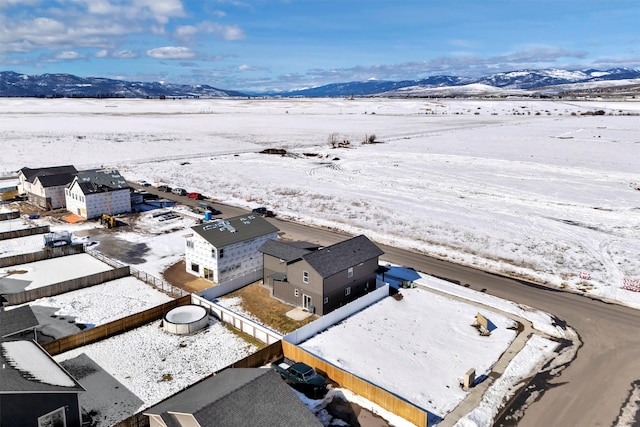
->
<box><xmin>175</xmin><ymin>21</ymin><xmax>245</xmax><ymax>42</ymax></box>
<box><xmin>133</xmin><ymin>0</ymin><xmax>186</xmax><ymax>24</ymax></box>
<box><xmin>95</xmin><ymin>49</ymin><xmax>108</xmax><ymax>58</ymax></box>
<box><xmin>55</xmin><ymin>51</ymin><xmax>84</xmax><ymax>60</ymax></box>
<box><xmin>146</xmin><ymin>46</ymin><xmax>195</xmax><ymax>59</ymax></box>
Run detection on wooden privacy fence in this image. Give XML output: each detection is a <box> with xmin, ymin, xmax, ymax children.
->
<box><xmin>282</xmin><ymin>340</ymin><xmax>429</xmax><ymax>427</ymax></box>
<box><xmin>112</xmin><ymin>341</ymin><xmax>284</xmax><ymax>427</ymax></box>
<box><xmin>0</xmin><ymin>210</ymin><xmax>20</xmax><ymax>221</ymax></box>
<box><xmin>0</xmin><ymin>225</ymin><xmax>50</xmax><ymax>240</ymax></box>
<box><xmin>44</xmin><ymin>295</ymin><xmax>191</xmax><ymax>356</ymax></box>
<box><xmin>4</xmin><ymin>266</ymin><xmax>130</xmax><ymax>306</ymax></box>
<box><xmin>0</xmin><ymin>244</ymin><xmax>84</xmax><ymax>268</ymax></box>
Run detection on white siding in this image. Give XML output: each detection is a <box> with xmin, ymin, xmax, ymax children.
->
<box><xmin>65</xmin><ymin>181</ymin><xmax>130</xmax><ymax>219</ymax></box>
<box><xmin>184</xmin><ymin>231</ymin><xmax>278</xmax><ymax>285</ymax></box>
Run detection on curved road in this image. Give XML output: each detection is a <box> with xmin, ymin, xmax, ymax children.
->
<box><xmin>272</xmin><ymin>217</ymin><xmax>640</xmax><ymax>427</ymax></box>
<box><xmin>137</xmin><ymin>185</ymin><xmax>640</xmax><ymax>425</ymax></box>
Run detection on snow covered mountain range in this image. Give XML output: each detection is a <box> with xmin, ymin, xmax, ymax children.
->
<box><xmin>1</xmin><ymin>68</ymin><xmax>639</xmax><ymax>98</ymax></box>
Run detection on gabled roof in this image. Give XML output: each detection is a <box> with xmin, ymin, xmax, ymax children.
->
<box><xmin>0</xmin><ymin>306</ymin><xmax>39</xmax><ymax>338</ymax></box>
<box><xmin>144</xmin><ymin>368</ymin><xmax>322</xmax><ymax>427</ymax></box>
<box><xmin>191</xmin><ymin>214</ymin><xmax>279</xmax><ymax>248</ymax></box>
<box><xmin>302</xmin><ymin>235</ymin><xmax>384</xmax><ymax>278</ymax></box>
<box><xmin>258</xmin><ymin>239</ymin><xmax>311</xmax><ymax>263</ymax></box>
<box><xmin>34</xmin><ymin>173</ymin><xmax>76</xmax><ymax>188</ymax></box>
<box><xmin>19</xmin><ymin>165</ymin><xmax>77</xmax><ymax>184</ymax></box>
<box><xmin>0</xmin><ymin>339</ymin><xmax>84</xmax><ymax>393</ymax></box>
<box><xmin>72</xmin><ymin>168</ymin><xmax>130</xmax><ymax>194</ymax></box>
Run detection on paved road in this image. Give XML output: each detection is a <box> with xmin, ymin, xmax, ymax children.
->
<box><xmin>270</xmin><ymin>218</ymin><xmax>640</xmax><ymax>427</ymax></box>
<box><xmin>133</xmin><ymin>186</ymin><xmax>640</xmax><ymax>425</ymax></box>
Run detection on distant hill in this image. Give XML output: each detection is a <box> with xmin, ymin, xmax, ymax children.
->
<box><xmin>1</xmin><ymin>68</ymin><xmax>639</xmax><ymax>99</ymax></box>
<box><xmin>0</xmin><ymin>71</ymin><xmax>246</xmax><ymax>98</ymax></box>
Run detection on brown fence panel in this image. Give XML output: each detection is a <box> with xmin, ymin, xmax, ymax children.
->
<box><xmin>4</xmin><ymin>266</ymin><xmax>131</xmax><ymax>306</ymax></box>
<box><xmin>43</xmin><ymin>295</ymin><xmax>191</xmax><ymax>356</ymax></box>
<box><xmin>0</xmin><ymin>244</ymin><xmax>85</xmax><ymax>268</ymax></box>
<box><xmin>0</xmin><ymin>225</ymin><xmax>50</xmax><ymax>240</ymax></box>
<box><xmin>0</xmin><ymin>211</ymin><xmax>20</xmax><ymax>221</ymax></box>
<box><xmin>282</xmin><ymin>340</ymin><xmax>429</xmax><ymax>427</ymax></box>
<box><xmin>229</xmin><ymin>340</ymin><xmax>283</xmax><ymax>368</ymax></box>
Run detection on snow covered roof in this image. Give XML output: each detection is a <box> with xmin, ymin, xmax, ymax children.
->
<box><xmin>191</xmin><ymin>214</ymin><xmax>279</xmax><ymax>248</ymax></box>
<box><xmin>0</xmin><ymin>339</ymin><xmax>84</xmax><ymax>393</ymax></box>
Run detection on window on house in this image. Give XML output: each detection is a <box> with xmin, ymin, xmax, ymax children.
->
<box><xmin>186</xmin><ymin>240</ymin><xmax>194</xmax><ymax>249</ymax></box>
<box><xmin>324</xmin><ymin>297</ymin><xmax>329</xmax><ymax>304</ymax></box>
<box><xmin>294</xmin><ymin>289</ymin><xmax>299</xmax><ymax>298</ymax></box>
<box><xmin>303</xmin><ymin>271</ymin><xmax>309</xmax><ymax>283</ymax></box>
<box><xmin>345</xmin><ymin>286</ymin><xmax>351</xmax><ymax>296</ymax></box>
<box><xmin>219</xmin><ymin>248</ymin><xmax>224</xmax><ymax>258</ymax></box>
<box><xmin>211</xmin><ymin>249</ymin><xmax>216</xmax><ymax>258</ymax></box>
<box><xmin>348</xmin><ymin>267</ymin><xmax>353</xmax><ymax>278</ymax></box>
<box><xmin>38</xmin><ymin>407</ymin><xmax>66</xmax><ymax>427</ymax></box>
<box><xmin>191</xmin><ymin>263</ymin><xmax>199</xmax><ymax>273</ymax></box>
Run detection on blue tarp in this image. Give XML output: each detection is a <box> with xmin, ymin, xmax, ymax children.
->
<box><xmin>378</xmin><ymin>266</ymin><xmax>421</xmax><ymax>289</ymax></box>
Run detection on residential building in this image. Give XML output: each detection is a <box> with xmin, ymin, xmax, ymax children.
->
<box><xmin>259</xmin><ymin>235</ymin><xmax>384</xmax><ymax>315</ymax></box>
<box><xmin>0</xmin><ymin>339</ymin><xmax>84</xmax><ymax>427</ymax></box>
<box><xmin>144</xmin><ymin>368</ymin><xmax>322</xmax><ymax>427</ymax></box>
<box><xmin>184</xmin><ymin>214</ymin><xmax>279</xmax><ymax>285</ymax></box>
<box><xmin>65</xmin><ymin>169</ymin><xmax>131</xmax><ymax>219</ymax></box>
<box><xmin>17</xmin><ymin>165</ymin><xmax>78</xmax><ymax>209</ymax></box>
<box><xmin>0</xmin><ymin>306</ymin><xmax>39</xmax><ymax>338</ymax></box>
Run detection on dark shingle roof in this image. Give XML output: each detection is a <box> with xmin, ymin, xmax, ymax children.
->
<box><xmin>192</xmin><ymin>215</ymin><xmax>279</xmax><ymax>248</ymax></box>
<box><xmin>0</xmin><ymin>306</ymin><xmax>39</xmax><ymax>338</ymax></box>
<box><xmin>303</xmin><ymin>235</ymin><xmax>384</xmax><ymax>278</ymax></box>
<box><xmin>19</xmin><ymin>165</ymin><xmax>77</xmax><ymax>183</ymax></box>
<box><xmin>0</xmin><ymin>339</ymin><xmax>84</xmax><ymax>393</ymax></box>
<box><xmin>73</xmin><ymin>169</ymin><xmax>130</xmax><ymax>194</ymax></box>
<box><xmin>145</xmin><ymin>368</ymin><xmax>322</xmax><ymax>427</ymax></box>
<box><xmin>258</xmin><ymin>239</ymin><xmax>311</xmax><ymax>263</ymax></box>
<box><xmin>35</xmin><ymin>173</ymin><xmax>76</xmax><ymax>188</ymax></box>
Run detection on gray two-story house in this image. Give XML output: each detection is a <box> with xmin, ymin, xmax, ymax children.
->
<box><xmin>259</xmin><ymin>235</ymin><xmax>384</xmax><ymax>315</ymax></box>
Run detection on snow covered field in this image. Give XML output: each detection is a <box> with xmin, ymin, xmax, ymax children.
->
<box><xmin>0</xmin><ymin>97</ymin><xmax>638</xmax><ymax>426</ymax></box>
<box><xmin>1</xmin><ymin>97</ymin><xmax>639</xmax><ymax>307</ymax></box>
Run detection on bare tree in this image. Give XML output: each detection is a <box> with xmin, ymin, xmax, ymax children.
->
<box><xmin>328</xmin><ymin>132</ymin><xmax>339</xmax><ymax>148</ymax></box>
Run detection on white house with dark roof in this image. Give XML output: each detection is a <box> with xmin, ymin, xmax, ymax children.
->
<box><xmin>259</xmin><ymin>235</ymin><xmax>384</xmax><ymax>315</ymax></box>
<box><xmin>17</xmin><ymin>165</ymin><xmax>78</xmax><ymax>209</ymax></box>
<box><xmin>184</xmin><ymin>214</ymin><xmax>279</xmax><ymax>286</ymax></box>
<box><xmin>0</xmin><ymin>339</ymin><xmax>85</xmax><ymax>427</ymax></box>
<box><xmin>65</xmin><ymin>169</ymin><xmax>131</xmax><ymax>219</ymax></box>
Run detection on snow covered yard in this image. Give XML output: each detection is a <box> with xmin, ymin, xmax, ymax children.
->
<box><xmin>54</xmin><ymin>319</ymin><xmax>257</xmax><ymax>427</ymax></box>
<box><xmin>18</xmin><ymin>276</ymin><xmax>173</xmax><ymax>326</ymax></box>
<box><xmin>0</xmin><ymin>253</ymin><xmax>113</xmax><ymax>291</ymax></box>
<box><xmin>300</xmin><ymin>287</ymin><xmax>519</xmax><ymax>420</ymax></box>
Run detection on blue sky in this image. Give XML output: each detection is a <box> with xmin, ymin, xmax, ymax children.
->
<box><xmin>1</xmin><ymin>0</ymin><xmax>639</xmax><ymax>92</ymax></box>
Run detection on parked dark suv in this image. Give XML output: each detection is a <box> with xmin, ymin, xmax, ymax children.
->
<box><xmin>157</xmin><ymin>185</ymin><xmax>172</xmax><ymax>192</ymax></box>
